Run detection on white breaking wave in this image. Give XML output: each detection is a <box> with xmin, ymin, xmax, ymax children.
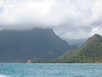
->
<box><xmin>0</xmin><ymin>74</ymin><xmax>8</xmax><ymax>77</ymax></box>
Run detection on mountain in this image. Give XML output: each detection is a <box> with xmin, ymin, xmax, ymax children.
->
<box><xmin>0</xmin><ymin>28</ymin><xmax>76</xmax><ymax>62</ymax></box>
<box><xmin>59</xmin><ymin>34</ymin><xmax>102</xmax><ymax>63</ymax></box>
<box><xmin>66</xmin><ymin>39</ymin><xmax>87</xmax><ymax>48</ymax></box>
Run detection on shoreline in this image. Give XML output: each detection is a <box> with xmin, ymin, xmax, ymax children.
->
<box><xmin>0</xmin><ymin>63</ymin><xmax>102</xmax><ymax>64</ymax></box>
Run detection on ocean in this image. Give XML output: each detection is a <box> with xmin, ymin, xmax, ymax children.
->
<box><xmin>0</xmin><ymin>63</ymin><xmax>102</xmax><ymax>77</ymax></box>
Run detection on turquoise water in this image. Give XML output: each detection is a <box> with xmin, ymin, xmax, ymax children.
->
<box><xmin>0</xmin><ymin>63</ymin><xmax>102</xmax><ymax>77</ymax></box>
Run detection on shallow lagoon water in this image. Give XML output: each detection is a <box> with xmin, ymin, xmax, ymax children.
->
<box><xmin>0</xmin><ymin>63</ymin><xmax>102</xmax><ymax>77</ymax></box>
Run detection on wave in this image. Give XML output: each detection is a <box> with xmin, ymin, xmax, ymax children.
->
<box><xmin>0</xmin><ymin>74</ymin><xmax>8</xmax><ymax>77</ymax></box>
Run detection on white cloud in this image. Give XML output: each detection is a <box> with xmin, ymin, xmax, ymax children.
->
<box><xmin>0</xmin><ymin>0</ymin><xmax>102</xmax><ymax>39</ymax></box>
<box><xmin>0</xmin><ymin>0</ymin><xmax>57</xmax><ymax>25</ymax></box>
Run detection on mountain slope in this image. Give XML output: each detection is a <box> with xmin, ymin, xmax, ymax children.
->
<box><xmin>0</xmin><ymin>28</ymin><xmax>76</xmax><ymax>62</ymax></box>
<box><xmin>59</xmin><ymin>34</ymin><xmax>102</xmax><ymax>63</ymax></box>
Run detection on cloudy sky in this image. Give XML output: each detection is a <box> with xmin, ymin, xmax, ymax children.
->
<box><xmin>0</xmin><ymin>0</ymin><xmax>102</xmax><ymax>40</ymax></box>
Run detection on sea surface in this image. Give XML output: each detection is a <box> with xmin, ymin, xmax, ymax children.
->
<box><xmin>0</xmin><ymin>63</ymin><xmax>102</xmax><ymax>77</ymax></box>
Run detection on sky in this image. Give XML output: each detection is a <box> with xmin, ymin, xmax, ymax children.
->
<box><xmin>0</xmin><ymin>0</ymin><xmax>102</xmax><ymax>40</ymax></box>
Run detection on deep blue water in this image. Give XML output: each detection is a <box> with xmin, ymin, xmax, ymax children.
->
<box><xmin>0</xmin><ymin>63</ymin><xmax>102</xmax><ymax>77</ymax></box>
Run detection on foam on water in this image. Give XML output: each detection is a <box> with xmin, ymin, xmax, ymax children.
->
<box><xmin>0</xmin><ymin>74</ymin><xmax>8</xmax><ymax>77</ymax></box>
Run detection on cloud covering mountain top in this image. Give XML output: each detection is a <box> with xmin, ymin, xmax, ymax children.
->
<box><xmin>0</xmin><ymin>0</ymin><xmax>102</xmax><ymax>39</ymax></box>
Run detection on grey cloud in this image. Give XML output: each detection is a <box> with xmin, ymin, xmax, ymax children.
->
<box><xmin>0</xmin><ymin>7</ymin><xmax>3</xmax><ymax>13</ymax></box>
<box><xmin>0</xmin><ymin>0</ymin><xmax>102</xmax><ymax>39</ymax></box>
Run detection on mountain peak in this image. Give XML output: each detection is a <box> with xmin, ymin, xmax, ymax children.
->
<box><xmin>87</xmin><ymin>34</ymin><xmax>102</xmax><ymax>43</ymax></box>
<box><xmin>93</xmin><ymin>34</ymin><xmax>102</xmax><ymax>38</ymax></box>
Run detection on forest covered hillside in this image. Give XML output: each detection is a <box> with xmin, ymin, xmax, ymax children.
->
<box><xmin>0</xmin><ymin>28</ymin><xmax>76</xmax><ymax>62</ymax></box>
<box><xmin>59</xmin><ymin>34</ymin><xmax>102</xmax><ymax>63</ymax></box>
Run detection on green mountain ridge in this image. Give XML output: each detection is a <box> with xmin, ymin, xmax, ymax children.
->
<box><xmin>0</xmin><ymin>28</ymin><xmax>76</xmax><ymax>62</ymax></box>
<box><xmin>59</xmin><ymin>34</ymin><xmax>102</xmax><ymax>63</ymax></box>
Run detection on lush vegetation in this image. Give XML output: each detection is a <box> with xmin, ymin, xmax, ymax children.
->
<box><xmin>14</xmin><ymin>34</ymin><xmax>102</xmax><ymax>63</ymax></box>
<box><xmin>17</xmin><ymin>59</ymin><xmax>60</xmax><ymax>63</ymax></box>
<box><xmin>0</xmin><ymin>28</ymin><xmax>76</xmax><ymax>62</ymax></box>
<box><xmin>59</xmin><ymin>34</ymin><xmax>102</xmax><ymax>63</ymax></box>
<box><xmin>1</xmin><ymin>28</ymin><xmax>101</xmax><ymax>63</ymax></box>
